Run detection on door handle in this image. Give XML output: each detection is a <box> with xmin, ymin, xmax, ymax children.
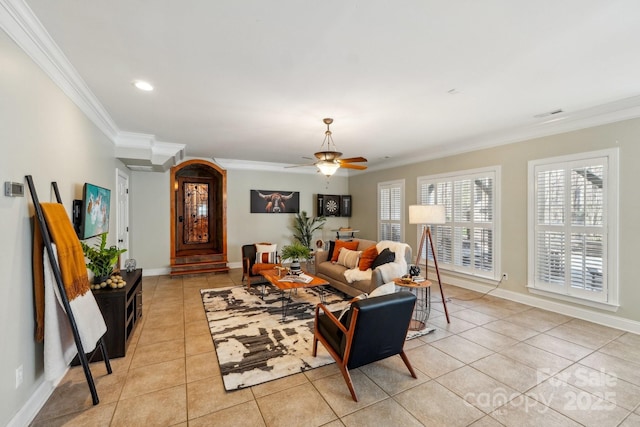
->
<box><xmin>179</xmin><ymin>216</ymin><xmax>184</xmax><ymax>222</ymax></box>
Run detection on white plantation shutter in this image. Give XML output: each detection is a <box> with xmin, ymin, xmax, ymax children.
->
<box><xmin>378</xmin><ymin>180</ymin><xmax>404</xmax><ymax>242</ymax></box>
<box><xmin>417</xmin><ymin>167</ymin><xmax>499</xmax><ymax>279</ymax></box>
<box><xmin>529</xmin><ymin>149</ymin><xmax>618</xmax><ymax>306</ymax></box>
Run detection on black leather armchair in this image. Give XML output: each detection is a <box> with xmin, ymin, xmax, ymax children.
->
<box><xmin>312</xmin><ymin>291</ymin><xmax>418</xmax><ymax>401</ymax></box>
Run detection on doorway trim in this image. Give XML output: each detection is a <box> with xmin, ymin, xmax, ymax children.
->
<box><xmin>169</xmin><ymin>159</ymin><xmax>229</xmax><ymax>275</ymax></box>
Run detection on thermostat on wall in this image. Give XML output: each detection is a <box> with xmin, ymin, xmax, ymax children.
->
<box><xmin>4</xmin><ymin>181</ymin><xmax>24</xmax><ymax>197</ymax></box>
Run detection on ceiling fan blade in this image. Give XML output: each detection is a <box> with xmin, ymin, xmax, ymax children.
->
<box><xmin>339</xmin><ymin>163</ymin><xmax>368</xmax><ymax>170</ymax></box>
<box><xmin>338</xmin><ymin>156</ymin><xmax>368</xmax><ymax>163</ymax></box>
<box><xmin>284</xmin><ymin>162</ymin><xmax>316</xmax><ymax>168</ymax></box>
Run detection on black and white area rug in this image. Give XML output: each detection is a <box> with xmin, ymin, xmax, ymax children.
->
<box><xmin>200</xmin><ymin>285</ymin><xmax>349</xmax><ymax>391</ymax></box>
<box><xmin>200</xmin><ymin>284</ymin><xmax>434</xmax><ymax>391</ymax></box>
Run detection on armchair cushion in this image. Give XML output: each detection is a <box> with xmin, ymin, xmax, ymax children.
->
<box><xmin>251</xmin><ymin>263</ymin><xmax>277</xmax><ymax>275</ymax></box>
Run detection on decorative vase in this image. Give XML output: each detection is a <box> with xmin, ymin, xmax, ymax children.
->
<box><xmin>125</xmin><ymin>258</ymin><xmax>137</xmax><ymax>273</ymax></box>
<box><xmin>290</xmin><ymin>259</ymin><xmax>302</xmax><ymax>274</ymax></box>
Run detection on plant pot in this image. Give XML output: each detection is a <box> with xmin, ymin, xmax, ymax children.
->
<box><xmin>94</xmin><ymin>274</ymin><xmax>110</xmax><ymax>285</ymax></box>
<box><xmin>290</xmin><ymin>260</ymin><xmax>302</xmax><ymax>274</ymax></box>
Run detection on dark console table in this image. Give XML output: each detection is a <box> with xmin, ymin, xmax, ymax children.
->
<box><xmin>74</xmin><ymin>268</ymin><xmax>143</xmax><ymax>363</ymax></box>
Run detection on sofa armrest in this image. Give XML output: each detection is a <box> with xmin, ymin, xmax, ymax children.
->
<box><xmin>315</xmin><ymin>250</ymin><xmax>330</xmax><ymax>269</ymax></box>
<box><xmin>371</xmin><ymin>268</ymin><xmax>386</xmax><ymax>288</ymax></box>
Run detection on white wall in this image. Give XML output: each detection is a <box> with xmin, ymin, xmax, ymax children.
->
<box><xmin>130</xmin><ymin>166</ymin><xmax>350</xmax><ymax>272</ymax></box>
<box><xmin>0</xmin><ymin>30</ymin><xmax>125</xmax><ymax>425</ymax></box>
<box><xmin>350</xmin><ymin>119</ymin><xmax>640</xmax><ymax>325</ymax></box>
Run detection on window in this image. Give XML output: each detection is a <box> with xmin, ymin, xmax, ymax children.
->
<box><xmin>417</xmin><ymin>167</ymin><xmax>500</xmax><ymax>279</ymax></box>
<box><xmin>378</xmin><ymin>180</ymin><xmax>404</xmax><ymax>242</ymax></box>
<box><xmin>528</xmin><ymin>149</ymin><xmax>618</xmax><ymax>307</ymax></box>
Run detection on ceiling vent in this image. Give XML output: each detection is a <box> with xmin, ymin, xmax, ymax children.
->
<box><xmin>534</xmin><ymin>109</ymin><xmax>564</xmax><ymax>118</ymax></box>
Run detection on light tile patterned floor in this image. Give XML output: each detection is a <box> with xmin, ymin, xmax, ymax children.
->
<box><xmin>31</xmin><ymin>270</ymin><xmax>640</xmax><ymax>426</ymax></box>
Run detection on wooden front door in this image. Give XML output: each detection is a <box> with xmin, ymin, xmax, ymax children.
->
<box><xmin>170</xmin><ymin>159</ymin><xmax>228</xmax><ymax>275</ymax></box>
<box><xmin>176</xmin><ymin>176</ymin><xmax>215</xmax><ymax>254</ymax></box>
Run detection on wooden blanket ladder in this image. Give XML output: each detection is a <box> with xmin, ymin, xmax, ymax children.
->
<box><xmin>25</xmin><ymin>175</ymin><xmax>112</xmax><ymax>405</ymax></box>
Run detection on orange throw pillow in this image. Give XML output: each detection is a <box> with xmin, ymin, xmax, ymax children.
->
<box><xmin>358</xmin><ymin>245</ymin><xmax>379</xmax><ymax>271</ymax></box>
<box><xmin>331</xmin><ymin>240</ymin><xmax>360</xmax><ymax>262</ymax></box>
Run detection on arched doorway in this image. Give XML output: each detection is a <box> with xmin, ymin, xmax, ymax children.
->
<box><xmin>169</xmin><ymin>159</ymin><xmax>229</xmax><ymax>275</ymax></box>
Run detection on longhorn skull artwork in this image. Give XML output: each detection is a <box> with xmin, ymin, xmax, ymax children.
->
<box><xmin>252</xmin><ymin>190</ymin><xmax>298</xmax><ymax>213</ymax></box>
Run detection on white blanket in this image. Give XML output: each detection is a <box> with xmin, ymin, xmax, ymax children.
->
<box><xmin>375</xmin><ymin>261</ymin><xmax>407</xmax><ymax>283</ymax></box>
<box><xmin>43</xmin><ymin>244</ymin><xmax>107</xmax><ymax>381</ymax></box>
<box><xmin>376</xmin><ymin>240</ymin><xmax>410</xmax><ymax>279</ymax></box>
<box><xmin>343</xmin><ymin>241</ymin><xmax>410</xmax><ymax>283</ymax></box>
<box><xmin>343</xmin><ymin>268</ymin><xmax>372</xmax><ymax>283</ymax></box>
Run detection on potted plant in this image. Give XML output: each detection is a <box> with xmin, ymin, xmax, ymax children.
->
<box><xmin>292</xmin><ymin>211</ymin><xmax>326</xmax><ymax>249</ymax></box>
<box><xmin>280</xmin><ymin>242</ymin><xmax>312</xmax><ymax>273</ymax></box>
<box><xmin>80</xmin><ymin>232</ymin><xmax>127</xmax><ymax>284</ymax></box>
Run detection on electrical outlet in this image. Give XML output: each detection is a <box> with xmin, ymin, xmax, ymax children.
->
<box><xmin>502</xmin><ymin>273</ymin><xmax>508</xmax><ymax>281</ymax></box>
<box><xmin>15</xmin><ymin>365</ymin><xmax>23</xmax><ymax>389</ymax></box>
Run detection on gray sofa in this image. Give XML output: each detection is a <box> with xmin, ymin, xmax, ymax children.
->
<box><xmin>314</xmin><ymin>239</ymin><xmax>412</xmax><ymax>297</ymax></box>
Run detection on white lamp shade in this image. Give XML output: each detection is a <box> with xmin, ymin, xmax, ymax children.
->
<box><xmin>409</xmin><ymin>205</ymin><xmax>446</xmax><ymax>225</ymax></box>
<box><xmin>317</xmin><ymin>161</ymin><xmax>339</xmax><ymax>176</ymax></box>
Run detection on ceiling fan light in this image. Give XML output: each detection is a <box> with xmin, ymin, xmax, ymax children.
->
<box><xmin>317</xmin><ymin>161</ymin><xmax>339</xmax><ymax>176</ymax></box>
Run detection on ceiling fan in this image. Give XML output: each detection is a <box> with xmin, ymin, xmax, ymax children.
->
<box><xmin>288</xmin><ymin>118</ymin><xmax>368</xmax><ymax>176</ymax></box>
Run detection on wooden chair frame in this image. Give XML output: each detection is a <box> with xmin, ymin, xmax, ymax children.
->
<box><xmin>312</xmin><ymin>295</ymin><xmax>417</xmax><ymax>401</ymax></box>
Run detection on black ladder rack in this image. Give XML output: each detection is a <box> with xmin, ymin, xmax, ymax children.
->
<box><xmin>25</xmin><ymin>175</ymin><xmax>112</xmax><ymax>405</ymax></box>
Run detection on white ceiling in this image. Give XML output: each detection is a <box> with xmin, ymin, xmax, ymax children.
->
<box><xmin>18</xmin><ymin>0</ymin><xmax>640</xmax><ymax>171</ymax></box>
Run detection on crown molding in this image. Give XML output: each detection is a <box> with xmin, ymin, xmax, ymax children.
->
<box><xmin>365</xmin><ymin>95</ymin><xmax>640</xmax><ymax>173</ymax></box>
<box><xmin>0</xmin><ymin>0</ymin><xmax>120</xmax><ymax>140</ymax></box>
<box><xmin>0</xmin><ymin>0</ymin><xmax>187</xmax><ymax>172</ymax></box>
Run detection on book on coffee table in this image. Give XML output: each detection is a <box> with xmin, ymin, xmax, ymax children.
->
<box><xmin>279</xmin><ymin>273</ymin><xmax>313</xmax><ymax>284</ymax></box>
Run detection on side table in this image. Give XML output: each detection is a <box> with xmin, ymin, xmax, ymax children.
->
<box><xmin>394</xmin><ymin>278</ymin><xmax>432</xmax><ymax>331</ymax></box>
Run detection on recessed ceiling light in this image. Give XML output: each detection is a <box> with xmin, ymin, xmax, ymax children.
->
<box><xmin>132</xmin><ymin>80</ymin><xmax>154</xmax><ymax>91</ymax></box>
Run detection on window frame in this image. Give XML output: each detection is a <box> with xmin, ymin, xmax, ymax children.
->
<box><xmin>527</xmin><ymin>148</ymin><xmax>619</xmax><ymax>309</ymax></box>
<box><xmin>377</xmin><ymin>179</ymin><xmax>405</xmax><ymax>243</ymax></box>
<box><xmin>417</xmin><ymin>166</ymin><xmax>501</xmax><ymax>280</ymax></box>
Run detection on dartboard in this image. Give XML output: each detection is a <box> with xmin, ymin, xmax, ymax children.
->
<box><xmin>326</xmin><ymin>199</ymin><xmax>338</xmax><ymax>214</ymax></box>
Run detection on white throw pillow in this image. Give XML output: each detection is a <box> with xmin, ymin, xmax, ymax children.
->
<box><xmin>255</xmin><ymin>244</ymin><xmax>277</xmax><ymax>263</ymax></box>
<box><xmin>368</xmin><ymin>281</ymin><xmax>397</xmax><ymax>298</ymax></box>
<box><xmin>337</xmin><ymin>248</ymin><xmax>362</xmax><ymax>270</ymax></box>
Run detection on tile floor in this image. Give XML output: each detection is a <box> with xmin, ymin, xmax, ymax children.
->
<box><xmin>31</xmin><ymin>270</ymin><xmax>640</xmax><ymax>426</ymax></box>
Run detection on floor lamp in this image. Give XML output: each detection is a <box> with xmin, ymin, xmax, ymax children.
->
<box><xmin>409</xmin><ymin>205</ymin><xmax>450</xmax><ymax>323</ymax></box>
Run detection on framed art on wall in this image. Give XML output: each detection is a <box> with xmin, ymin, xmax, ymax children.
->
<box><xmin>250</xmin><ymin>190</ymin><xmax>300</xmax><ymax>213</ymax></box>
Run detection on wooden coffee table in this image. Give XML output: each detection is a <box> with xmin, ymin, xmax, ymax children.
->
<box><xmin>259</xmin><ymin>269</ymin><xmax>330</xmax><ymax>321</ymax></box>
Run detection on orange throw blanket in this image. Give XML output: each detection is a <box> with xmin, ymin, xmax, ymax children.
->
<box><xmin>33</xmin><ymin>203</ymin><xmax>90</xmax><ymax>341</ymax></box>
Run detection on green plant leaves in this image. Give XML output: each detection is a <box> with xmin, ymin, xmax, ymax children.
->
<box><xmin>293</xmin><ymin>211</ymin><xmax>326</xmax><ymax>248</ymax></box>
<box><xmin>80</xmin><ymin>232</ymin><xmax>127</xmax><ymax>278</ymax></box>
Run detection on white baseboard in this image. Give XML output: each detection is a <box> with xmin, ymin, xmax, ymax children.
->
<box><xmin>442</xmin><ymin>273</ymin><xmax>640</xmax><ymax>334</ymax></box>
<box><xmin>7</xmin><ymin>378</ymin><xmax>57</xmax><ymax>427</ymax></box>
<box><xmin>142</xmin><ymin>264</ymin><xmax>241</xmax><ymax>277</ymax></box>
<box><xmin>141</xmin><ymin>267</ymin><xmax>170</xmax><ymax>276</ymax></box>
